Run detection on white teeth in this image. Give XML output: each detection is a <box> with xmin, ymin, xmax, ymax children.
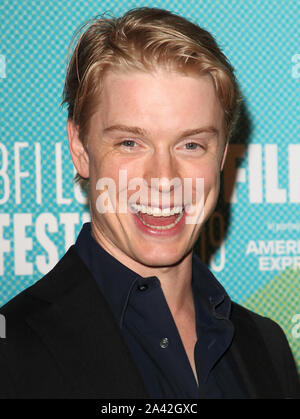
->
<box><xmin>152</xmin><ymin>207</ymin><xmax>161</xmax><ymax>216</ymax></box>
<box><xmin>136</xmin><ymin>209</ymin><xmax>185</xmax><ymax>230</ymax></box>
<box><xmin>162</xmin><ymin>208</ymin><xmax>171</xmax><ymax>216</ymax></box>
<box><xmin>130</xmin><ymin>204</ymin><xmax>184</xmax><ymax>217</ymax></box>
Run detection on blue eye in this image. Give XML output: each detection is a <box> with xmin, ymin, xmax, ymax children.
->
<box><xmin>185</xmin><ymin>142</ymin><xmax>199</xmax><ymax>150</ymax></box>
<box><xmin>122</xmin><ymin>140</ymin><xmax>137</xmax><ymax>147</ymax></box>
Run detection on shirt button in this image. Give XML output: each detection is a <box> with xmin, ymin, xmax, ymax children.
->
<box><xmin>160</xmin><ymin>337</ymin><xmax>169</xmax><ymax>348</ymax></box>
<box><xmin>138</xmin><ymin>284</ymin><xmax>148</xmax><ymax>291</ymax></box>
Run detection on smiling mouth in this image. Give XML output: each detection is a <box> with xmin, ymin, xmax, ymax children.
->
<box><xmin>130</xmin><ymin>204</ymin><xmax>185</xmax><ymax>230</ymax></box>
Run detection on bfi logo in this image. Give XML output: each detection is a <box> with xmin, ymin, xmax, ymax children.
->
<box><xmin>0</xmin><ymin>314</ymin><xmax>5</xmax><ymax>338</ymax></box>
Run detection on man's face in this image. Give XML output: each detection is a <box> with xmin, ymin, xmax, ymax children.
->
<box><xmin>73</xmin><ymin>68</ymin><xmax>227</xmax><ymax>270</ymax></box>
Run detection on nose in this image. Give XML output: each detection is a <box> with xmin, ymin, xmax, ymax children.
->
<box><xmin>144</xmin><ymin>149</ymin><xmax>181</xmax><ymax>195</ymax></box>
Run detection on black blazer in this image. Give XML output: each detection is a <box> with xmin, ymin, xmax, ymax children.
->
<box><xmin>0</xmin><ymin>247</ymin><xmax>299</xmax><ymax>399</ymax></box>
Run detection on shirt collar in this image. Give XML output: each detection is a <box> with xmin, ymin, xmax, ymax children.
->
<box><xmin>75</xmin><ymin>223</ymin><xmax>154</xmax><ymax>327</ymax></box>
<box><xmin>75</xmin><ymin>222</ymin><xmax>232</xmax><ymax>328</ymax></box>
<box><xmin>191</xmin><ymin>252</ymin><xmax>232</xmax><ymax>321</ymax></box>
<box><xmin>191</xmin><ymin>252</ymin><xmax>234</xmax><ymax>383</ymax></box>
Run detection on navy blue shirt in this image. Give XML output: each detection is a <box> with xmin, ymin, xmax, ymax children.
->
<box><xmin>75</xmin><ymin>223</ymin><xmax>244</xmax><ymax>398</ymax></box>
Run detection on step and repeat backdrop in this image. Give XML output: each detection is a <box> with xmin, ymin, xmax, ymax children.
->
<box><xmin>0</xmin><ymin>0</ymin><xmax>299</xmax><ymax>371</ymax></box>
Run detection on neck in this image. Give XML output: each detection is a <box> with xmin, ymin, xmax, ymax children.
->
<box><xmin>154</xmin><ymin>255</ymin><xmax>194</xmax><ymax>316</ymax></box>
<box><xmin>91</xmin><ymin>224</ymin><xmax>194</xmax><ymax>316</ymax></box>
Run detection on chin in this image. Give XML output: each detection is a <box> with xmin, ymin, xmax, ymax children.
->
<box><xmin>134</xmin><ymin>246</ymin><xmax>186</xmax><ymax>268</ymax></box>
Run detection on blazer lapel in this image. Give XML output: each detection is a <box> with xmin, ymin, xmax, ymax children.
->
<box><xmin>227</xmin><ymin>302</ymin><xmax>284</xmax><ymax>399</ymax></box>
<box><xmin>25</xmin><ymin>248</ymin><xmax>148</xmax><ymax>398</ymax></box>
<box><xmin>212</xmin><ymin>336</ymin><xmax>259</xmax><ymax>398</ymax></box>
<box><xmin>211</xmin><ymin>302</ymin><xmax>285</xmax><ymax>399</ymax></box>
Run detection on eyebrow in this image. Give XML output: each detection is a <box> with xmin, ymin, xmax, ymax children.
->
<box><xmin>102</xmin><ymin>124</ymin><xmax>219</xmax><ymax>138</ymax></box>
<box><xmin>103</xmin><ymin>124</ymin><xmax>148</xmax><ymax>137</ymax></box>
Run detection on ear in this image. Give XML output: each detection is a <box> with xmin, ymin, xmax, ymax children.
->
<box><xmin>220</xmin><ymin>140</ymin><xmax>229</xmax><ymax>171</ymax></box>
<box><xmin>67</xmin><ymin>119</ymin><xmax>89</xmax><ymax>179</ymax></box>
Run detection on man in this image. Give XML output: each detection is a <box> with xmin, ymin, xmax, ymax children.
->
<box><xmin>0</xmin><ymin>7</ymin><xmax>299</xmax><ymax>399</ymax></box>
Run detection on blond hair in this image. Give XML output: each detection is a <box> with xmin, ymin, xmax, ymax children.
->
<box><xmin>62</xmin><ymin>7</ymin><xmax>240</xmax><ymax>185</ymax></box>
